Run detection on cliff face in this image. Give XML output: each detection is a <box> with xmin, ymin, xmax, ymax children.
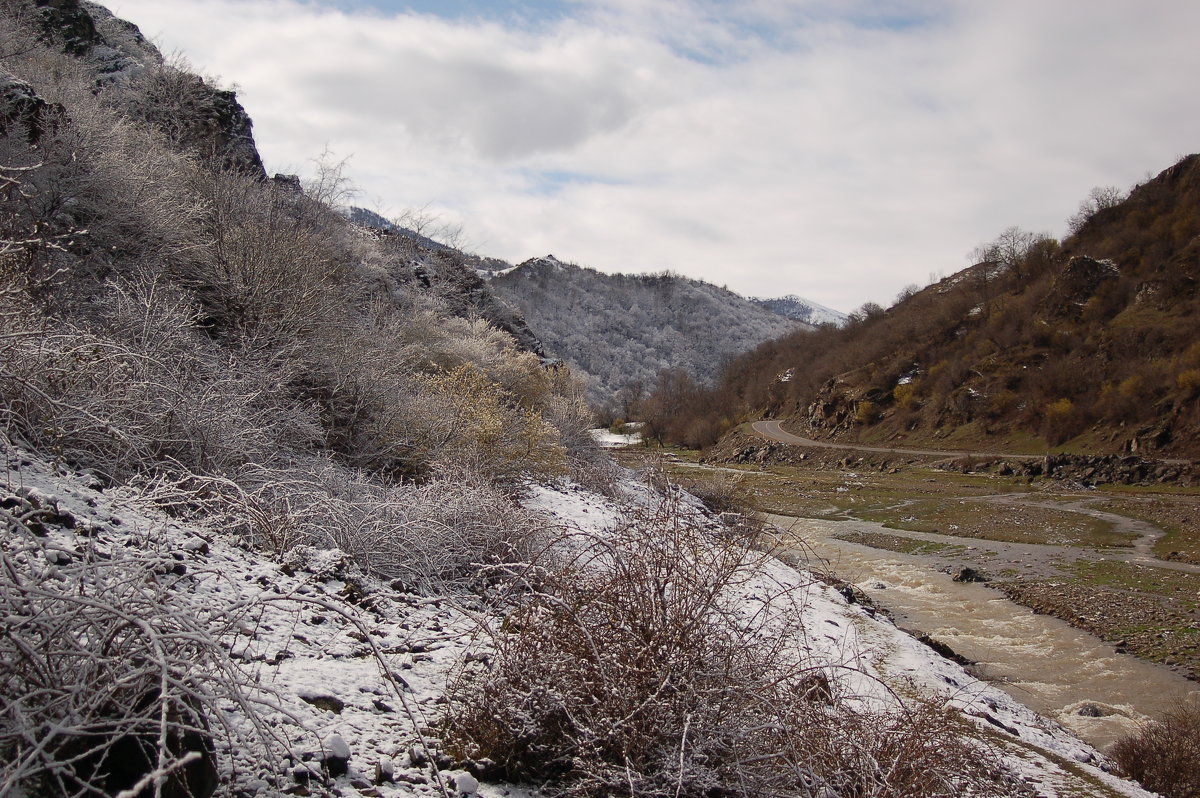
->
<box><xmin>26</xmin><ymin>0</ymin><xmax>266</xmax><ymax>176</ymax></box>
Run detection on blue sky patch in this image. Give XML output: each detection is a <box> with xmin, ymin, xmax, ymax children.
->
<box><xmin>323</xmin><ymin>0</ymin><xmax>573</xmax><ymax>25</ymax></box>
<box><xmin>523</xmin><ymin>168</ymin><xmax>629</xmax><ymax>196</ymax></box>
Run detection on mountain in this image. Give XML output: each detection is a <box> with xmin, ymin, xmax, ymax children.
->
<box><xmin>485</xmin><ymin>255</ymin><xmax>808</xmax><ymax>405</ymax></box>
<box><xmin>664</xmin><ymin>155</ymin><xmax>1200</xmax><ymax>458</ymax></box>
<box><xmin>752</xmin><ymin>294</ymin><xmax>848</xmax><ymax>327</ymax></box>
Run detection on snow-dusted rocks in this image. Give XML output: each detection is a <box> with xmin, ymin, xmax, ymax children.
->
<box><xmin>453</xmin><ymin>771</ymin><xmax>480</xmax><ymax>794</ymax></box>
<box><xmin>323</xmin><ymin>734</ymin><xmax>353</xmax><ymax>777</ymax></box>
<box><xmin>0</xmin><ymin>450</ymin><xmax>1155</xmax><ymax>797</ymax></box>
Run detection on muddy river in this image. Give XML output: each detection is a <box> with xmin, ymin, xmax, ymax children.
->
<box><xmin>770</xmin><ymin>513</ymin><xmax>1200</xmax><ymax>751</ymax></box>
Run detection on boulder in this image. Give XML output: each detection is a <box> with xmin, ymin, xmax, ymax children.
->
<box><xmin>322</xmin><ymin>734</ymin><xmax>351</xmax><ymax>777</ymax></box>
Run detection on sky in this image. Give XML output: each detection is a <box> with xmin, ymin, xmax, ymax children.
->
<box><xmin>108</xmin><ymin>0</ymin><xmax>1200</xmax><ymax>312</ymax></box>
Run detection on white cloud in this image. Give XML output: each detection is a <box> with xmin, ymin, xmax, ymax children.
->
<box><xmin>109</xmin><ymin>0</ymin><xmax>1200</xmax><ymax>312</ymax></box>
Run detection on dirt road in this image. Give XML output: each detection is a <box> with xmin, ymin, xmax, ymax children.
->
<box><xmin>751</xmin><ymin>419</ymin><xmax>1044</xmax><ymax>460</ymax></box>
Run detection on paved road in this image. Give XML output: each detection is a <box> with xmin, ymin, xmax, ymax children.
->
<box><xmin>750</xmin><ymin>419</ymin><xmax>1045</xmax><ymax>461</ymax></box>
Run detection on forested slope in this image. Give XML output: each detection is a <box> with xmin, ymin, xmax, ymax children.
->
<box><xmin>487</xmin><ymin>255</ymin><xmax>805</xmax><ymax>405</ymax></box>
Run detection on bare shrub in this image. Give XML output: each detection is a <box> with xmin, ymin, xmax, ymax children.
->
<box><xmin>215</xmin><ymin>456</ymin><xmax>548</xmax><ymax>592</ymax></box>
<box><xmin>0</xmin><ymin>275</ymin><xmax>320</xmax><ymax>482</ymax></box>
<box><xmin>673</xmin><ymin>469</ymin><xmax>754</xmax><ymax>519</ymax></box>
<box><xmin>442</xmin><ymin>496</ymin><xmax>1010</xmax><ymax>797</ymax></box>
<box><xmin>182</xmin><ymin>170</ymin><xmax>353</xmax><ymax>347</ymax></box>
<box><xmin>0</xmin><ymin>501</ymin><xmax>280</xmax><ymax>797</ymax></box>
<box><xmin>1109</xmin><ymin>702</ymin><xmax>1200</xmax><ymax>798</ymax></box>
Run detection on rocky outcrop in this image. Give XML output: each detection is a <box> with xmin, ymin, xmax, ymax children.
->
<box><xmin>806</xmin><ymin>382</ymin><xmax>859</xmax><ymax>434</ymax></box>
<box><xmin>1040</xmin><ymin>255</ymin><xmax>1119</xmax><ymax>318</ymax></box>
<box><xmin>158</xmin><ymin>76</ymin><xmax>266</xmax><ymax>176</ymax></box>
<box><xmin>26</xmin><ymin>0</ymin><xmax>266</xmax><ymax>177</ymax></box>
<box><xmin>0</xmin><ymin>71</ymin><xmax>62</xmax><ymax>143</ymax></box>
<box><xmin>947</xmin><ymin>452</ymin><xmax>1198</xmax><ymax>487</ymax></box>
<box><xmin>32</xmin><ymin>0</ymin><xmax>103</xmax><ymax>56</ymax></box>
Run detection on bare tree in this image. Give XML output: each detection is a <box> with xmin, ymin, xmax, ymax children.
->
<box><xmin>393</xmin><ymin>203</ymin><xmax>467</xmax><ymax>250</ymax></box>
<box><xmin>972</xmin><ymin>226</ymin><xmax>1047</xmax><ymax>280</ymax></box>
<box><xmin>303</xmin><ymin>146</ymin><xmax>357</xmax><ymax>209</ymax></box>
<box><xmin>1067</xmin><ymin>185</ymin><xmax>1126</xmax><ymax>235</ymax></box>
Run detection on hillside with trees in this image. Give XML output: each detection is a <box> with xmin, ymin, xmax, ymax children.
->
<box><xmin>485</xmin><ymin>255</ymin><xmax>807</xmax><ymax>406</ymax></box>
<box><xmin>648</xmin><ymin>156</ymin><xmax>1200</xmax><ymax>458</ymax></box>
<box><xmin>750</xmin><ymin>293</ymin><xmax>848</xmax><ymax>326</ymax></box>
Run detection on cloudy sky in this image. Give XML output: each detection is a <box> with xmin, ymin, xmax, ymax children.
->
<box><xmin>108</xmin><ymin>0</ymin><xmax>1200</xmax><ymax>312</ymax></box>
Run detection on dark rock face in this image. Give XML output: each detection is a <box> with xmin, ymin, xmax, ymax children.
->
<box><xmin>272</xmin><ymin>173</ymin><xmax>303</xmax><ymax>192</ymax></box>
<box><xmin>1041</xmin><ymin>255</ymin><xmax>1119</xmax><ymax>318</ymax></box>
<box><xmin>28</xmin><ymin>0</ymin><xmax>267</xmax><ymax>177</ymax></box>
<box><xmin>946</xmin><ymin>452</ymin><xmax>1198</xmax><ymax>487</ymax></box>
<box><xmin>203</xmin><ymin>86</ymin><xmax>266</xmax><ymax>176</ymax></box>
<box><xmin>0</xmin><ymin>71</ymin><xmax>62</xmax><ymax>143</ymax></box>
<box><xmin>32</xmin><ymin>0</ymin><xmax>102</xmax><ymax>56</ymax></box>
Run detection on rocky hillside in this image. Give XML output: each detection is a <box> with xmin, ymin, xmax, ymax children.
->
<box><xmin>0</xmin><ymin>0</ymin><xmax>601</xmax><ymax>487</ymax></box>
<box><xmin>485</xmin><ymin>255</ymin><xmax>807</xmax><ymax>404</ymax></box>
<box><xmin>666</xmin><ymin>155</ymin><xmax>1200</xmax><ymax>459</ymax></box>
<box><xmin>345</xmin><ymin>206</ymin><xmax>543</xmax><ymax>353</ymax></box>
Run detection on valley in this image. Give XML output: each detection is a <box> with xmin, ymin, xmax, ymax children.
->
<box><xmin>618</xmin><ymin>435</ymin><xmax>1200</xmax><ymax>748</ymax></box>
<box><xmin>4</xmin><ymin>0</ymin><xmax>1199</xmax><ymax>794</ymax></box>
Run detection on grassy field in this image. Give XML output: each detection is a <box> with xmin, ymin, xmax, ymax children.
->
<box><xmin>623</xmin><ymin>450</ymin><xmax>1135</xmax><ymax>549</ymax></box>
<box><xmin>613</xmin><ymin>441</ymin><xmax>1200</xmax><ymax>679</ymax></box>
<box><xmin>1093</xmin><ymin>488</ymin><xmax>1200</xmax><ymax>564</ymax></box>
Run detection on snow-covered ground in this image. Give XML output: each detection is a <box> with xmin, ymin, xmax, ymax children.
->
<box><xmin>1</xmin><ymin>450</ymin><xmax>1153</xmax><ymax>797</ymax></box>
<box><xmin>589</xmin><ymin>424</ymin><xmax>642</xmax><ymax>448</ymax></box>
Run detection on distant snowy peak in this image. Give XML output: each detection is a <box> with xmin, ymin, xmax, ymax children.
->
<box><xmin>478</xmin><ymin>254</ymin><xmax>566</xmax><ymax>280</ymax></box>
<box><xmin>518</xmin><ymin>254</ymin><xmax>569</xmax><ymax>273</ymax></box>
<box><xmin>752</xmin><ymin>294</ymin><xmax>848</xmax><ymax>327</ymax></box>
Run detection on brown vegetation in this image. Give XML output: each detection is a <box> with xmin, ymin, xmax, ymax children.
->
<box><xmin>1110</xmin><ymin>702</ymin><xmax>1200</xmax><ymax>798</ymax></box>
<box><xmin>443</xmin><ymin>495</ymin><xmax>1011</xmax><ymax>798</ymax></box>
<box><xmin>644</xmin><ymin>154</ymin><xmax>1200</xmax><ymax>457</ymax></box>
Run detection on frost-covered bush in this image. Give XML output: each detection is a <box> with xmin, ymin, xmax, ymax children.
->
<box><xmin>0</xmin><ymin>275</ymin><xmax>319</xmax><ymax>483</ymax></box>
<box><xmin>218</xmin><ymin>456</ymin><xmax>549</xmax><ymax>592</ymax></box>
<box><xmin>442</xmin><ymin>496</ymin><xmax>1008</xmax><ymax>797</ymax></box>
<box><xmin>0</xmin><ymin>494</ymin><xmax>276</xmax><ymax>797</ymax></box>
<box><xmin>1</xmin><ymin>5</ymin><xmax>609</xmax><ymax>513</ymax></box>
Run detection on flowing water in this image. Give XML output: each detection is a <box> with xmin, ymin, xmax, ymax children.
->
<box><xmin>770</xmin><ymin>514</ymin><xmax>1200</xmax><ymax>751</ymax></box>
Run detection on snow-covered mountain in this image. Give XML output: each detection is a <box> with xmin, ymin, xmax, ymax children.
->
<box><xmin>487</xmin><ymin>255</ymin><xmax>809</xmax><ymax>402</ymax></box>
<box><xmin>752</xmin><ymin>293</ymin><xmax>849</xmax><ymax>326</ymax></box>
